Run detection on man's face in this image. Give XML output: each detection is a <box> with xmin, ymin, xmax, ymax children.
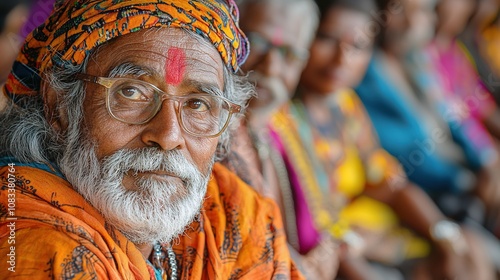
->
<box><xmin>59</xmin><ymin>28</ymin><xmax>224</xmax><ymax>244</ymax></box>
<box><xmin>300</xmin><ymin>7</ymin><xmax>373</xmax><ymax>94</ymax></box>
<box><xmin>239</xmin><ymin>2</ymin><xmax>312</xmax><ymax>116</ymax></box>
<box><xmin>83</xmin><ymin>28</ymin><xmax>222</xmax><ymax>175</ymax></box>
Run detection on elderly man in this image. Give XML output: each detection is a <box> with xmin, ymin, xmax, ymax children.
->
<box><xmin>0</xmin><ymin>0</ymin><xmax>302</xmax><ymax>279</ymax></box>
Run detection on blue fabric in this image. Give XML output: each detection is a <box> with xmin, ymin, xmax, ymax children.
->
<box><xmin>0</xmin><ymin>155</ymin><xmax>65</xmax><ymax>179</ymax></box>
<box><xmin>406</xmin><ymin>52</ymin><xmax>490</xmax><ymax>170</ymax></box>
<box><xmin>355</xmin><ymin>54</ymin><xmax>477</xmax><ymax>196</ymax></box>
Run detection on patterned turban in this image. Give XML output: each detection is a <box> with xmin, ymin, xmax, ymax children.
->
<box><xmin>4</xmin><ymin>0</ymin><xmax>249</xmax><ymax>102</ymax></box>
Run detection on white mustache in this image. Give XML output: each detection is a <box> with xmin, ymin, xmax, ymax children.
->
<box><xmin>100</xmin><ymin>148</ymin><xmax>201</xmax><ymax>183</ymax></box>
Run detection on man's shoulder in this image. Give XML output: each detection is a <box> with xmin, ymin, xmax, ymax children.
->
<box><xmin>207</xmin><ymin>163</ymin><xmax>274</xmax><ymax>204</ymax></box>
<box><xmin>191</xmin><ymin>163</ymin><xmax>302</xmax><ymax>279</ymax></box>
<box><xmin>203</xmin><ymin>162</ymin><xmax>282</xmax><ymax>237</ymax></box>
<box><xmin>208</xmin><ymin>162</ymin><xmax>275</xmax><ymax>210</ymax></box>
<box><xmin>0</xmin><ymin>227</ymin><xmax>105</xmax><ymax>279</ymax></box>
<box><xmin>0</xmin><ymin>157</ymin><xmax>65</xmax><ymax>179</ymax></box>
<box><xmin>210</xmin><ymin>162</ymin><xmax>259</xmax><ymax>193</ymax></box>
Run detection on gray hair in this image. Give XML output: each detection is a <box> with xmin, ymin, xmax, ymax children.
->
<box><xmin>0</xmin><ymin>29</ymin><xmax>253</xmax><ymax>164</ymax></box>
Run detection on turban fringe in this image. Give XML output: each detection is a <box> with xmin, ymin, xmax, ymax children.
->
<box><xmin>5</xmin><ymin>0</ymin><xmax>249</xmax><ymax>100</ymax></box>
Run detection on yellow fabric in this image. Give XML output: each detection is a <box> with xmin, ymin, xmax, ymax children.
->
<box><xmin>281</xmin><ymin>88</ymin><xmax>428</xmax><ymax>260</ymax></box>
<box><xmin>335</xmin><ymin>146</ymin><xmax>366</xmax><ymax>198</ymax></box>
<box><xmin>340</xmin><ymin>196</ymin><xmax>398</xmax><ymax>231</ymax></box>
<box><xmin>332</xmin><ymin>90</ymin><xmax>427</xmax><ymax>259</ymax></box>
<box><xmin>333</xmin><ymin>89</ymin><xmax>405</xmax><ymax>186</ymax></box>
<box><xmin>270</xmin><ymin>108</ymin><xmax>339</xmax><ymax>235</ymax></box>
<box><xmin>0</xmin><ymin>163</ymin><xmax>303</xmax><ymax>279</ymax></box>
<box><xmin>482</xmin><ymin>26</ymin><xmax>500</xmax><ymax>77</ymax></box>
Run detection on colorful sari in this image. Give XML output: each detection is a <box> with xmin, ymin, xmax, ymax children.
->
<box><xmin>426</xmin><ymin>40</ymin><xmax>498</xmax><ymax>162</ymax></box>
<box><xmin>356</xmin><ymin>53</ymin><xmax>494</xmax><ymax>197</ymax></box>
<box><xmin>270</xmin><ymin>89</ymin><xmax>428</xmax><ymax>262</ymax></box>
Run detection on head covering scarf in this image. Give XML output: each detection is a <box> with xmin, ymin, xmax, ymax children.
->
<box><xmin>4</xmin><ymin>0</ymin><xmax>249</xmax><ymax>103</ymax></box>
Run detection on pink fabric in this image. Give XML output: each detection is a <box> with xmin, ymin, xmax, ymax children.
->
<box><xmin>426</xmin><ymin>40</ymin><xmax>497</xmax><ymax>164</ymax></box>
<box><xmin>427</xmin><ymin>40</ymin><xmax>496</xmax><ymax>120</ymax></box>
<box><xmin>269</xmin><ymin>128</ymin><xmax>321</xmax><ymax>254</ymax></box>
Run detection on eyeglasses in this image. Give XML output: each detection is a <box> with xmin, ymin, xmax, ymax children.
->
<box><xmin>247</xmin><ymin>32</ymin><xmax>309</xmax><ymax>65</ymax></box>
<box><xmin>76</xmin><ymin>73</ymin><xmax>241</xmax><ymax>138</ymax></box>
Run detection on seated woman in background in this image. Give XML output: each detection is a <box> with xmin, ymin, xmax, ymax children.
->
<box><xmin>271</xmin><ymin>0</ymin><xmax>496</xmax><ymax>278</ymax></box>
<box><xmin>428</xmin><ymin>0</ymin><xmax>500</xmax><ymax>140</ymax></box>
<box><xmin>356</xmin><ymin>0</ymin><xmax>500</xmax><ymax>226</ymax></box>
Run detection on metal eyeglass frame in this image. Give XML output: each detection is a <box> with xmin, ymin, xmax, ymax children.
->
<box><xmin>76</xmin><ymin>73</ymin><xmax>242</xmax><ymax>138</ymax></box>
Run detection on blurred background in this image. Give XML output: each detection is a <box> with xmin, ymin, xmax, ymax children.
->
<box><xmin>3</xmin><ymin>0</ymin><xmax>500</xmax><ymax>279</ymax></box>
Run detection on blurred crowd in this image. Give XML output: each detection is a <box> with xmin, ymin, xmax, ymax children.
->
<box><xmin>226</xmin><ymin>0</ymin><xmax>500</xmax><ymax>279</ymax></box>
<box><xmin>2</xmin><ymin>0</ymin><xmax>500</xmax><ymax>279</ymax></box>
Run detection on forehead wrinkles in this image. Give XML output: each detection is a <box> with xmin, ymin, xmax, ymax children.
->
<box><xmin>146</xmin><ymin>28</ymin><xmax>223</xmax><ymax>66</ymax></box>
<box><xmin>89</xmin><ymin>28</ymin><xmax>224</xmax><ymax>76</ymax></box>
<box><xmin>170</xmin><ymin>42</ymin><xmax>224</xmax><ymax>87</ymax></box>
<box><xmin>178</xmin><ymin>34</ymin><xmax>224</xmax><ymax>70</ymax></box>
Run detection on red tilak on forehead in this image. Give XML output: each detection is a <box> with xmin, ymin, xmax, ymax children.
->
<box><xmin>271</xmin><ymin>26</ymin><xmax>284</xmax><ymax>46</ymax></box>
<box><xmin>165</xmin><ymin>47</ymin><xmax>186</xmax><ymax>85</ymax></box>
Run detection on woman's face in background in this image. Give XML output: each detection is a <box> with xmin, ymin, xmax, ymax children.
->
<box><xmin>299</xmin><ymin>7</ymin><xmax>373</xmax><ymax>95</ymax></box>
<box><xmin>382</xmin><ymin>0</ymin><xmax>436</xmax><ymax>52</ymax></box>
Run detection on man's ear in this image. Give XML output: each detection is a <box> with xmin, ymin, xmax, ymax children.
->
<box><xmin>41</xmin><ymin>78</ymin><xmax>69</xmax><ymax>134</ymax></box>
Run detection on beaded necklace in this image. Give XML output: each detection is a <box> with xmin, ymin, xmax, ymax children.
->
<box><xmin>151</xmin><ymin>242</ymin><xmax>178</xmax><ymax>280</ymax></box>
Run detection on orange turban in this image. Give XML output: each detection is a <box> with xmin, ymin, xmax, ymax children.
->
<box><xmin>4</xmin><ymin>0</ymin><xmax>249</xmax><ymax>102</ymax></box>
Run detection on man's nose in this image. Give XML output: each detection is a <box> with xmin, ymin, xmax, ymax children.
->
<box><xmin>140</xmin><ymin>100</ymin><xmax>186</xmax><ymax>151</ymax></box>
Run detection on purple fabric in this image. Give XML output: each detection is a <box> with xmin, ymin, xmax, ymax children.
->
<box><xmin>20</xmin><ymin>0</ymin><xmax>54</xmax><ymax>38</ymax></box>
<box><xmin>269</xmin><ymin>128</ymin><xmax>321</xmax><ymax>254</ymax></box>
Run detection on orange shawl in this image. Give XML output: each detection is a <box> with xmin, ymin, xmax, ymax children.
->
<box><xmin>0</xmin><ymin>162</ymin><xmax>302</xmax><ymax>279</ymax></box>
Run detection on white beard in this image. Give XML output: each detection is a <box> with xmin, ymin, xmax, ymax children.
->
<box><xmin>59</xmin><ymin>135</ymin><xmax>212</xmax><ymax>245</ymax></box>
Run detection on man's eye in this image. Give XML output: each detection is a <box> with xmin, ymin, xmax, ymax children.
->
<box><xmin>117</xmin><ymin>87</ymin><xmax>148</xmax><ymax>100</ymax></box>
<box><xmin>184</xmin><ymin>98</ymin><xmax>211</xmax><ymax>112</ymax></box>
